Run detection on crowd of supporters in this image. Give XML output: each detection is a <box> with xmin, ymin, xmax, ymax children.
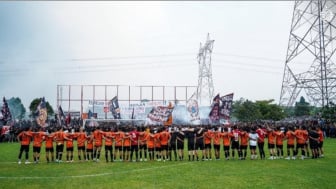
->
<box><xmin>14</xmin><ymin>119</ymin><xmax>328</xmax><ymax>164</ymax></box>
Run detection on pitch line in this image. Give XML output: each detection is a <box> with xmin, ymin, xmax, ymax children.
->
<box><xmin>0</xmin><ymin>162</ymin><xmax>192</xmax><ymax>179</ymax></box>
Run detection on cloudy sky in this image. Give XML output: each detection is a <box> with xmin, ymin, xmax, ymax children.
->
<box><xmin>0</xmin><ymin>1</ymin><xmax>294</xmax><ymax>110</ymax></box>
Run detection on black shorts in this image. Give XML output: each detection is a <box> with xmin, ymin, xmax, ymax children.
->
<box><xmin>87</xmin><ymin>149</ymin><xmax>93</xmax><ymax>153</ymax></box>
<box><xmin>20</xmin><ymin>145</ymin><xmax>29</xmax><ymax>153</ymax></box>
<box><xmin>140</xmin><ymin>144</ymin><xmax>147</xmax><ymax>150</ymax></box>
<box><xmin>195</xmin><ymin>140</ymin><xmax>204</xmax><ymax>150</ymax></box>
<box><xmin>115</xmin><ymin>146</ymin><xmax>122</xmax><ymax>151</ymax></box>
<box><xmin>46</xmin><ymin>147</ymin><xmax>54</xmax><ymax>153</ymax></box>
<box><xmin>319</xmin><ymin>141</ymin><xmax>323</xmax><ymax>148</ymax></box>
<box><xmin>240</xmin><ymin>145</ymin><xmax>247</xmax><ymax>150</ymax></box>
<box><xmin>169</xmin><ymin>143</ymin><xmax>176</xmax><ymax>150</ymax></box>
<box><xmin>66</xmin><ymin>147</ymin><xmax>74</xmax><ymax>152</ymax></box>
<box><xmin>214</xmin><ymin>144</ymin><xmax>220</xmax><ymax>150</ymax></box>
<box><xmin>155</xmin><ymin>147</ymin><xmax>161</xmax><ymax>152</ymax></box>
<box><xmin>268</xmin><ymin>143</ymin><xmax>275</xmax><ymax>149</ymax></box>
<box><xmin>204</xmin><ymin>143</ymin><xmax>211</xmax><ymax>149</ymax></box>
<box><xmin>56</xmin><ymin>144</ymin><xmax>64</xmax><ymax>152</ymax></box>
<box><xmin>287</xmin><ymin>144</ymin><xmax>295</xmax><ymax>149</ymax></box>
<box><xmin>188</xmin><ymin>143</ymin><xmax>195</xmax><ymax>151</ymax></box>
<box><xmin>231</xmin><ymin>141</ymin><xmax>239</xmax><ymax>149</ymax></box>
<box><xmin>33</xmin><ymin>146</ymin><xmax>41</xmax><ymax>153</ymax></box>
<box><xmin>249</xmin><ymin>145</ymin><xmax>257</xmax><ymax>150</ymax></box>
<box><xmin>105</xmin><ymin>145</ymin><xmax>113</xmax><ymax>151</ymax></box>
<box><xmin>296</xmin><ymin>143</ymin><xmax>305</xmax><ymax>149</ymax></box>
<box><xmin>131</xmin><ymin>145</ymin><xmax>139</xmax><ymax>151</ymax></box>
<box><xmin>123</xmin><ymin>146</ymin><xmax>130</xmax><ymax>151</ymax></box>
<box><xmin>276</xmin><ymin>145</ymin><xmax>283</xmax><ymax>149</ymax></box>
<box><xmin>161</xmin><ymin>145</ymin><xmax>168</xmax><ymax>151</ymax></box>
<box><xmin>223</xmin><ymin>146</ymin><xmax>230</xmax><ymax>151</ymax></box>
<box><xmin>77</xmin><ymin>146</ymin><xmax>85</xmax><ymax>151</ymax></box>
<box><xmin>310</xmin><ymin>142</ymin><xmax>319</xmax><ymax>150</ymax></box>
<box><xmin>177</xmin><ymin>142</ymin><xmax>184</xmax><ymax>150</ymax></box>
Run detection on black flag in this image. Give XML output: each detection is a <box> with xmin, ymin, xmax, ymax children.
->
<box><xmin>109</xmin><ymin>96</ymin><xmax>121</xmax><ymax>119</ymax></box>
<box><xmin>1</xmin><ymin>97</ymin><xmax>12</xmax><ymax>125</ymax></box>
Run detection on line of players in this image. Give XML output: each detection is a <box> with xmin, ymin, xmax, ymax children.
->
<box><xmin>17</xmin><ymin>123</ymin><xmax>324</xmax><ymax>164</ymax></box>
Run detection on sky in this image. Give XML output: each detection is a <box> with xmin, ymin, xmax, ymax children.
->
<box><xmin>0</xmin><ymin>1</ymin><xmax>294</xmax><ymax>111</ymax></box>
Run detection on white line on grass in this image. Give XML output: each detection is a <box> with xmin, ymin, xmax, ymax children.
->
<box><xmin>0</xmin><ymin>162</ymin><xmax>193</xmax><ymax>179</ymax></box>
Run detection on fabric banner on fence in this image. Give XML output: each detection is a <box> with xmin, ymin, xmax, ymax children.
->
<box><xmin>147</xmin><ymin>105</ymin><xmax>174</xmax><ymax>122</ymax></box>
<box><xmin>219</xmin><ymin>93</ymin><xmax>234</xmax><ymax>119</ymax></box>
<box><xmin>108</xmin><ymin>96</ymin><xmax>121</xmax><ymax>119</ymax></box>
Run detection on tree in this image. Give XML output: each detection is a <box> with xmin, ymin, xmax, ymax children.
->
<box><xmin>232</xmin><ymin>98</ymin><xmax>261</xmax><ymax>122</ymax></box>
<box><xmin>29</xmin><ymin>98</ymin><xmax>54</xmax><ymax>118</ymax></box>
<box><xmin>255</xmin><ymin>99</ymin><xmax>285</xmax><ymax>121</ymax></box>
<box><xmin>7</xmin><ymin>97</ymin><xmax>26</xmax><ymax>120</ymax></box>
<box><xmin>232</xmin><ymin>98</ymin><xmax>285</xmax><ymax>122</ymax></box>
<box><xmin>294</xmin><ymin>96</ymin><xmax>311</xmax><ymax>116</ymax></box>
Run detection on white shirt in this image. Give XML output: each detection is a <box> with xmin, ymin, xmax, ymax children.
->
<box><xmin>249</xmin><ymin>133</ymin><xmax>259</xmax><ymax>146</ymax></box>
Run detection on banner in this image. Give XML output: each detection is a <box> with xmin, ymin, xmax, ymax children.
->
<box><xmin>36</xmin><ymin>97</ymin><xmax>47</xmax><ymax>127</ymax></box>
<box><xmin>57</xmin><ymin>105</ymin><xmax>65</xmax><ymax>126</ymax></box>
<box><xmin>108</xmin><ymin>96</ymin><xmax>121</xmax><ymax>119</ymax></box>
<box><xmin>219</xmin><ymin>93</ymin><xmax>234</xmax><ymax>119</ymax></box>
<box><xmin>1</xmin><ymin>97</ymin><xmax>12</xmax><ymax>125</ymax></box>
<box><xmin>147</xmin><ymin>105</ymin><xmax>174</xmax><ymax>122</ymax></box>
<box><xmin>209</xmin><ymin>94</ymin><xmax>220</xmax><ymax>123</ymax></box>
<box><xmin>187</xmin><ymin>93</ymin><xmax>200</xmax><ymax>122</ymax></box>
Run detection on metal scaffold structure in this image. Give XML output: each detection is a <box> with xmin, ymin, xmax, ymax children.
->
<box><xmin>280</xmin><ymin>0</ymin><xmax>336</xmax><ymax>107</ymax></box>
<box><xmin>196</xmin><ymin>33</ymin><xmax>215</xmax><ymax>106</ymax></box>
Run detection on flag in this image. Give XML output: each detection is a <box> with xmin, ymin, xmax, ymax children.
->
<box><xmin>65</xmin><ymin>113</ymin><xmax>71</xmax><ymax>126</ymax></box>
<box><xmin>131</xmin><ymin>107</ymin><xmax>135</xmax><ymax>119</ymax></box>
<box><xmin>147</xmin><ymin>105</ymin><xmax>174</xmax><ymax>122</ymax></box>
<box><xmin>88</xmin><ymin>110</ymin><xmax>93</xmax><ymax>119</ymax></box>
<box><xmin>1</xmin><ymin>97</ymin><xmax>12</xmax><ymax>125</ymax></box>
<box><xmin>108</xmin><ymin>96</ymin><xmax>121</xmax><ymax>119</ymax></box>
<box><xmin>209</xmin><ymin>94</ymin><xmax>220</xmax><ymax>123</ymax></box>
<box><xmin>164</xmin><ymin>102</ymin><xmax>174</xmax><ymax>126</ymax></box>
<box><xmin>187</xmin><ymin>93</ymin><xmax>200</xmax><ymax>122</ymax></box>
<box><xmin>36</xmin><ymin>97</ymin><xmax>48</xmax><ymax>127</ymax></box>
<box><xmin>219</xmin><ymin>93</ymin><xmax>234</xmax><ymax>119</ymax></box>
<box><xmin>57</xmin><ymin>105</ymin><xmax>65</xmax><ymax>125</ymax></box>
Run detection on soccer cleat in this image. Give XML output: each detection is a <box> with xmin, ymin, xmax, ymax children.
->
<box><xmin>285</xmin><ymin>157</ymin><xmax>290</xmax><ymax>160</ymax></box>
<box><xmin>18</xmin><ymin>160</ymin><xmax>21</xmax><ymax>165</ymax></box>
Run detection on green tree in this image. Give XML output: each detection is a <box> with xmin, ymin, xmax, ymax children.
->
<box><xmin>232</xmin><ymin>98</ymin><xmax>261</xmax><ymax>122</ymax></box>
<box><xmin>7</xmin><ymin>97</ymin><xmax>26</xmax><ymax>120</ymax></box>
<box><xmin>29</xmin><ymin>98</ymin><xmax>54</xmax><ymax>118</ymax></box>
<box><xmin>294</xmin><ymin>96</ymin><xmax>311</xmax><ymax>116</ymax></box>
<box><xmin>255</xmin><ymin>99</ymin><xmax>285</xmax><ymax>121</ymax></box>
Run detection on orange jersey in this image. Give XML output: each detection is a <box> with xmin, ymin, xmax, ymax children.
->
<box><xmin>66</xmin><ymin>133</ymin><xmax>75</xmax><ymax>148</ymax></box>
<box><xmin>240</xmin><ymin>132</ymin><xmax>249</xmax><ymax>146</ymax></box>
<box><xmin>18</xmin><ymin>131</ymin><xmax>33</xmax><ymax>145</ymax></box>
<box><xmin>318</xmin><ymin>129</ymin><xmax>324</xmax><ymax>142</ymax></box>
<box><xmin>295</xmin><ymin>129</ymin><xmax>306</xmax><ymax>144</ymax></box>
<box><xmin>267</xmin><ymin>131</ymin><xmax>276</xmax><ymax>144</ymax></box>
<box><xmin>104</xmin><ymin>131</ymin><xmax>114</xmax><ymax>146</ymax></box>
<box><xmin>204</xmin><ymin>130</ymin><xmax>213</xmax><ymax>145</ymax></box>
<box><xmin>213</xmin><ymin>131</ymin><xmax>222</xmax><ymax>145</ymax></box>
<box><xmin>159</xmin><ymin>131</ymin><xmax>170</xmax><ymax>146</ymax></box>
<box><xmin>33</xmin><ymin>131</ymin><xmax>46</xmax><ymax>147</ymax></box>
<box><xmin>275</xmin><ymin>131</ymin><xmax>285</xmax><ymax>145</ymax></box>
<box><xmin>139</xmin><ymin>131</ymin><xmax>148</xmax><ymax>145</ymax></box>
<box><xmin>222</xmin><ymin>132</ymin><xmax>232</xmax><ymax>146</ymax></box>
<box><xmin>146</xmin><ymin>133</ymin><xmax>155</xmax><ymax>149</ymax></box>
<box><xmin>154</xmin><ymin>133</ymin><xmax>161</xmax><ymax>148</ymax></box>
<box><xmin>93</xmin><ymin>130</ymin><xmax>103</xmax><ymax>146</ymax></box>
<box><xmin>86</xmin><ymin>136</ymin><xmax>93</xmax><ymax>150</ymax></box>
<box><xmin>114</xmin><ymin>132</ymin><xmax>124</xmax><ymax>147</ymax></box>
<box><xmin>55</xmin><ymin>131</ymin><xmax>67</xmax><ymax>145</ymax></box>
<box><xmin>44</xmin><ymin>134</ymin><xmax>55</xmax><ymax>148</ymax></box>
<box><xmin>286</xmin><ymin>131</ymin><xmax>296</xmax><ymax>145</ymax></box>
<box><xmin>123</xmin><ymin>133</ymin><xmax>131</xmax><ymax>147</ymax></box>
<box><xmin>75</xmin><ymin>132</ymin><xmax>87</xmax><ymax>147</ymax></box>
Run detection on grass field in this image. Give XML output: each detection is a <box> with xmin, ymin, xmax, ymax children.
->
<box><xmin>0</xmin><ymin>139</ymin><xmax>335</xmax><ymax>189</ymax></box>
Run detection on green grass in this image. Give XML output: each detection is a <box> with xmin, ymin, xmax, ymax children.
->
<box><xmin>0</xmin><ymin>139</ymin><xmax>336</xmax><ymax>189</ymax></box>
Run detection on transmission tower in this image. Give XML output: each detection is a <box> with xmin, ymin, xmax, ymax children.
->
<box><xmin>280</xmin><ymin>0</ymin><xmax>336</xmax><ymax>107</ymax></box>
<box><xmin>196</xmin><ymin>33</ymin><xmax>215</xmax><ymax>106</ymax></box>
